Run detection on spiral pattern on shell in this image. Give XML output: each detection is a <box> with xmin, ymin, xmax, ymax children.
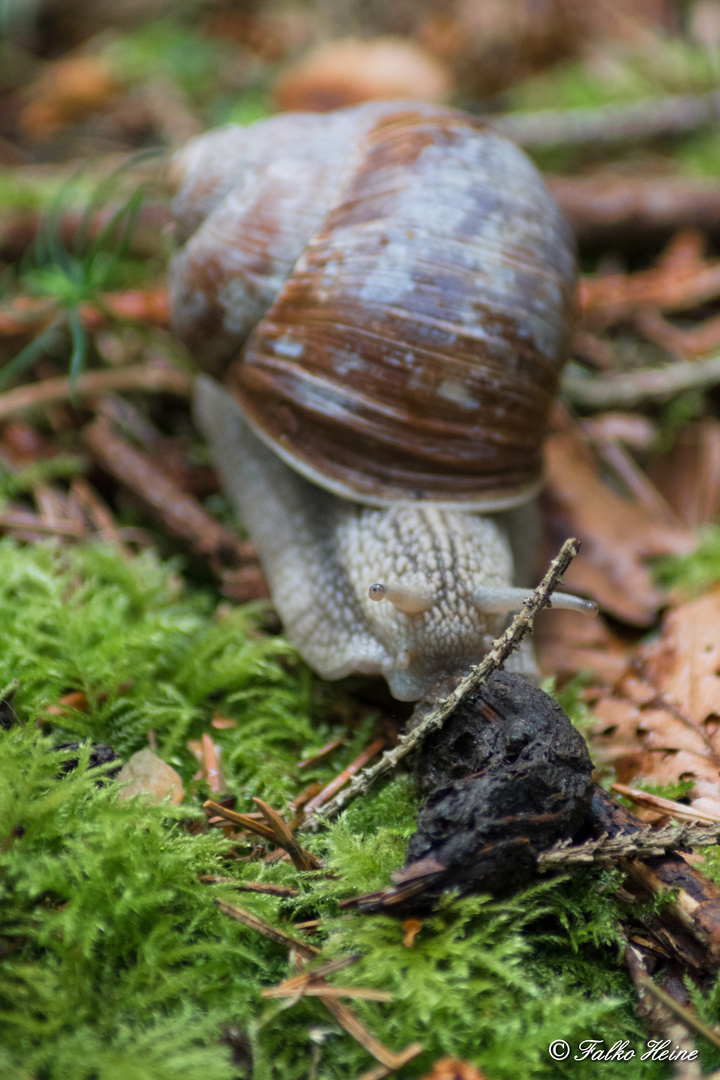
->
<box><xmin>169</xmin><ymin>101</ymin><xmax>576</xmax><ymax>509</ymax></box>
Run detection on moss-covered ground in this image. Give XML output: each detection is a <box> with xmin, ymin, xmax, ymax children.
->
<box><xmin>0</xmin><ymin>539</ymin><xmax>717</xmax><ymax>1079</ymax></box>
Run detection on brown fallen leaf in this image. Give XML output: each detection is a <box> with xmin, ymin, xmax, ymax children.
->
<box><xmin>579</xmin><ymin>229</ymin><xmax>720</xmax><ymax>328</ymax></box>
<box><xmin>20</xmin><ymin>56</ymin><xmax>120</xmax><ymax>138</ymax></box>
<box><xmin>647</xmin><ymin>419</ymin><xmax>720</xmax><ymax>528</ymax></box>
<box><xmin>418</xmin><ymin>1059</ymin><xmax>488</xmax><ymax>1080</ymax></box>
<box><xmin>535</xmin><ymin>607</ymin><xmax>634</xmax><ymax>686</ymax></box>
<box><xmin>593</xmin><ymin>587</ymin><xmax>720</xmax><ymax>818</ymax></box>
<box><xmin>542</xmin><ymin>424</ymin><xmax>695</xmax><ymax>625</ymax></box>
<box><xmin>274</xmin><ymin>37</ymin><xmax>452</xmax><ymax>112</ymax></box>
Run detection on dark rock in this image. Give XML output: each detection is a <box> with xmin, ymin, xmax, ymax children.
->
<box><xmin>55</xmin><ymin>741</ymin><xmax>123</xmax><ymax>781</ymax></box>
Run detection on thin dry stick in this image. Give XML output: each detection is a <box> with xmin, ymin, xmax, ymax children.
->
<box><xmin>213</xmin><ymin>898</ymin><xmax>320</xmax><ymax>958</ymax></box>
<box><xmin>625</xmin><ymin>941</ymin><xmax>702</xmax><ymax>1079</ymax></box>
<box><xmin>538</xmin><ymin>822</ymin><xmax>720</xmax><ymax>868</ymax></box>
<box><xmin>253</xmin><ymin>797</ymin><xmax>322</xmax><ymax>872</ymax></box>
<box><xmin>491</xmin><ymin>91</ymin><xmax>720</xmax><ymax>147</ymax></box>
<box><xmin>301</xmin><ymin>738</ymin><xmax>386</xmax><ymax>818</ymax></box>
<box><xmin>262</xmin><ymin>955</ymin><xmax>360</xmax><ymax>994</ymax></box>
<box><xmin>0</xmin><ymin>365</ymin><xmax>192</xmax><ymax>420</ymax></box>
<box><xmin>263</xmin><ymin>985</ymin><xmax>394</xmax><ymax>1002</ymax></box>
<box><xmin>611</xmin><ymin>783</ymin><xmax>720</xmax><ymax>825</ymax></box>
<box><xmin>198</xmin><ymin>876</ymin><xmax>299</xmax><ymax>897</ymax></box>
<box><xmin>563</xmin><ymin>352</ymin><xmax>720</xmax><ymax>409</ymax></box>
<box><xmin>204</xmin><ymin>798</ymin><xmax>323</xmax><ymax>871</ymax></box>
<box><xmin>319</xmin><ymin>995</ymin><xmax>423</xmax><ymax>1070</ymax></box>
<box><xmin>306</xmin><ymin>538</ymin><xmax>581</xmax><ymax>828</ymax></box>
<box><xmin>637</xmin><ymin>977</ymin><xmax>720</xmax><ymax>1053</ymax></box>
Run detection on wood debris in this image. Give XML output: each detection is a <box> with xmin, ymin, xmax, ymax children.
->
<box><xmin>203</xmin><ymin>797</ymin><xmax>323</xmax><ymax>871</ymax></box>
<box><xmin>213</xmin><ymin>898</ymin><xmax>321</xmax><ymax>958</ymax></box>
<box><xmin>580</xmin><ymin>229</ymin><xmax>720</xmax><ymax>327</ymax></box>
<box><xmin>83</xmin><ymin>414</ymin><xmax>267</xmax><ymax>601</ymax></box>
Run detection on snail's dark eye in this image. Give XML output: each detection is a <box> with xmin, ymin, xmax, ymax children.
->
<box><xmin>368</xmin><ymin>583</ymin><xmax>386</xmax><ymax>601</ymax></box>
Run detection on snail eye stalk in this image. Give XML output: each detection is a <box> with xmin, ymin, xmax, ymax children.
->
<box><xmin>368</xmin><ymin>583</ymin><xmax>435</xmax><ymax>616</ymax></box>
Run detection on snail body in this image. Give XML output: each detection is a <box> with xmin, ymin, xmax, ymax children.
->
<box><xmin>171</xmin><ymin>102</ymin><xmax>593</xmax><ymax>701</ymax></box>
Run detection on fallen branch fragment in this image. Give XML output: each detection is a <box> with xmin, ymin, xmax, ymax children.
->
<box><xmin>564</xmin><ymin>352</ymin><xmax>720</xmax><ymax>409</ymax></box>
<box><xmin>625</xmin><ymin>941</ymin><xmax>701</xmax><ymax>1074</ymax></box>
<box><xmin>539</xmin><ymin>822</ymin><xmax>720</xmax><ymax>868</ymax></box>
<box><xmin>637</xmin><ymin>976</ymin><xmax>720</xmax><ymax>1053</ymax></box>
<box><xmin>204</xmin><ymin>798</ymin><xmax>323</xmax><ymax>871</ymax></box>
<box><xmin>588</xmin><ymin>788</ymin><xmax>720</xmax><ymax>976</ymax></box>
<box><xmin>0</xmin><ymin>288</ymin><xmax>170</xmax><ymax>338</ymax></box>
<box><xmin>305</xmin><ymin>539</ymin><xmax>581</xmax><ymax>827</ymax></box>
<box><xmin>319</xmin><ymin>995</ymin><xmax>423</xmax><ymax>1071</ymax></box>
<box><xmin>301</xmin><ymin>738</ymin><xmax>387</xmax><ymax>818</ymax></box>
<box><xmin>611</xmin><ymin>783</ymin><xmax>720</xmax><ymax>825</ymax></box>
<box><xmin>84</xmin><ymin>416</ymin><xmax>267</xmax><ymax>600</ymax></box>
<box><xmin>548</xmin><ymin>175</ymin><xmax>720</xmax><ymax>246</ymax></box>
<box><xmin>213</xmin><ymin>898</ymin><xmax>320</xmax><ymax>958</ymax></box>
<box><xmin>491</xmin><ymin>92</ymin><xmax>720</xmax><ymax>148</ymax></box>
<box><xmin>0</xmin><ymin>507</ymin><xmax>85</xmax><ymax>539</ymax></box>
<box><xmin>199</xmin><ymin>876</ymin><xmax>299</xmax><ymax>897</ymax></box>
<box><xmin>0</xmin><ymin>364</ymin><xmax>192</xmax><ymax>421</ymax></box>
<box><xmin>261</xmin><ymin>955</ymin><xmax>360</xmax><ymax>998</ymax></box>
<box><xmin>343</xmin><ymin>671</ymin><xmax>594</xmax><ymax>913</ymax></box>
<box><xmin>298</xmin><ymin>738</ymin><xmax>346</xmax><ymax>770</ymax></box>
<box><xmin>579</xmin><ymin>261</ymin><xmax>720</xmax><ymax>326</ymax></box>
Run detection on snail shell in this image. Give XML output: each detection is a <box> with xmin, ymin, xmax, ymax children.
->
<box><xmin>170</xmin><ymin>102</ymin><xmax>585</xmax><ymax>700</ymax></box>
<box><xmin>170</xmin><ymin>101</ymin><xmax>576</xmax><ymax>510</ymax></box>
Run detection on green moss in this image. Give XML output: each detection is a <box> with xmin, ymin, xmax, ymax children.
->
<box><xmin>654</xmin><ymin>525</ymin><xmax>720</xmax><ymax>594</ymax></box>
<box><xmin>0</xmin><ymin>538</ymin><xmax>714</xmax><ymax>1078</ymax></box>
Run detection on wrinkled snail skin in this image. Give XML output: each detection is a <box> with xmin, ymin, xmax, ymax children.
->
<box><xmin>195</xmin><ymin>376</ymin><xmax>532</xmax><ymax>701</ymax></box>
<box><xmin>173</xmin><ymin>101</ymin><xmax>589</xmax><ymax>702</ymax></box>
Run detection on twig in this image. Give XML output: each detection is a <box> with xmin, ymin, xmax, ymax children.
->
<box><xmin>213</xmin><ymin>897</ymin><xmax>320</xmax><ymax>958</ymax></box>
<box><xmin>305</xmin><ymin>538</ymin><xmax>581</xmax><ymax>828</ymax></box>
<box><xmin>319</xmin><ymin>995</ymin><xmax>423</xmax><ymax>1070</ymax></box>
<box><xmin>0</xmin><ymin>288</ymin><xmax>170</xmax><ymax>338</ymax></box>
<box><xmin>301</xmin><ymin>739</ymin><xmax>386</xmax><ymax>818</ymax></box>
<box><xmin>298</xmin><ymin>738</ymin><xmax>346</xmax><ymax>770</ymax></box>
<box><xmin>198</xmin><ymin>876</ymin><xmax>299</xmax><ymax>897</ymax></box>
<box><xmin>564</xmin><ymin>353</ymin><xmax>720</xmax><ymax>409</ymax></box>
<box><xmin>548</xmin><ymin>176</ymin><xmax>720</xmax><ymax>246</ymax></box>
<box><xmin>261</xmin><ymin>955</ymin><xmax>360</xmax><ymax>996</ymax></box>
<box><xmin>538</xmin><ymin>821</ymin><xmax>720</xmax><ymax>868</ymax></box>
<box><xmin>625</xmin><ymin>941</ymin><xmax>702</xmax><ymax>1079</ymax></box>
<box><xmin>611</xmin><ymin>783</ymin><xmax>720</xmax><ymax>825</ymax></box>
<box><xmin>0</xmin><ymin>508</ymin><xmax>85</xmax><ymax>538</ymax></box>
<box><xmin>83</xmin><ymin>416</ymin><xmax>265</xmax><ymax>596</ymax></box>
<box><xmin>263</xmin><ymin>984</ymin><xmax>394</xmax><ymax>1002</ymax></box>
<box><xmin>204</xmin><ymin>798</ymin><xmax>323</xmax><ymax>871</ymax></box>
<box><xmin>253</xmin><ymin>797</ymin><xmax>323</xmax><ymax>872</ymax></box>
<box><xmin>0</xmin><ymin>365</ymin><xmax>192</xmax><ymax>421</ymax></box>
<box><xmin>637</xmin><ymin>977</ymin><xmax>720</xmax><ymax>1052</ymax></box>
<box><xmin>490</xmin><ymin>92</ymin><xmax>720</xmax><ymax>148</ymax></box>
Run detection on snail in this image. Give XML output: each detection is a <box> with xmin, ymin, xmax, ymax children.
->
<box><xmin>168</xmin><ymin>101</ymin><xmax>595</xmax><ymax>701</ymax></box>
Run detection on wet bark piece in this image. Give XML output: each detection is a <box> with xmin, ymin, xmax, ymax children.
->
<box><xmin>585</xmin><ymin>788</ymin><xmax>720</xmax><ymax>979</ymax></box>
<box><xmin>404</xmin><ymin>672</ymin><xmax>594</xmax><ymax>894</ymax></box>
<box><xmin>346</xmin><ymin>672</ymin><xmax>594</xmax><ymax>911</ymax></box>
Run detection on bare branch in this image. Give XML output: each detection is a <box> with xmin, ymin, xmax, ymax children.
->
<box><xmin>539</xmin><ymin>822</ymin><xmax>720</xmax><ymax>868</ymax></box>
<box><xmin>305</xmin><ymin>538</ymin><xmax>581</xmax><ymax>828</ymax></box>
